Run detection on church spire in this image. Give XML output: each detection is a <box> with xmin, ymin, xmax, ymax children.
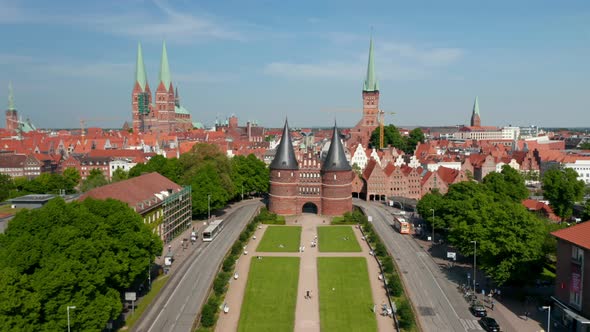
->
<box><xmin>323</xmin><ymin>122</ymin><xmax>352</xmax><ymax>171</ymax></box>
<box><xmin>7</xmin><ymin>81</ymin><xmax>15</xmax><ymax>111</ymax></box>
<box><xmin>159</xmin><ymin>41</ymin><xmax>172</xmax><ymax>90</ymax></box>
<box><xmin>135</xmin><ymin>42</ymin><xmax>148</xmax><ymax>92</ymax></box>
<box><xmin>270</xmin><ymin>119</ymin><xmax>299</xmax><ymax>170</ymax></box>
<box><xmin>473</xmin><ymin>96</ymin><xmax>480</xmax><ymax>116</ymax></box>
<box><xmin>363</xmin><ymin>36</ymin><xmax>379</xmax><ymax>92</ymax></box>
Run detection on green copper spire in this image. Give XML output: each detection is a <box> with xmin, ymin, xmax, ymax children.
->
<box><xmin>7</xmin><ymin>81</ymin><xmax>15</xmax><ymax>111</ymax></box>
<box><xmin>363</xmin><ymin>37</ymin><xmax>379</xmax><ymax>92</ymax></box>
<box><xmin>159</xmin><ymin>41</ymin><xmax>172</xmax><ymax>90</ymax></box>
<box><xmin>473</xmin><ymin>96</ymin><xmax>480</xmax><ymax>115</ymax></box>
<box><xmin>135</xmin><ymin>42</ymin><xmax>148</xmax><ymax>92</ymax></box>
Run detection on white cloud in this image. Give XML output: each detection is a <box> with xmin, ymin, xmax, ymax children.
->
<box><xmin>0</xmin><ymin>54</ymin><xmax>35</xmax><ymax>65</ymax></box>
<box><xmin>0</xmin><ymin>0</ymin><xmax>244</xmax><ymax>43</ymax></box>
<box><xmin>43</xmin><ymin>62</ymin><xmax>133</xmax><ymax>79</ymax></box>
<box><xmin>264</xmin><ymin>37</ymin><xmax>463</xmax><ymax>81</ymax></box>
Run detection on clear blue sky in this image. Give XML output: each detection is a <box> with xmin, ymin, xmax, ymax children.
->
<box><xmin>1</xmin><ymin>0</ymin><xmax>589</xmax><ymax>129</ymax></box>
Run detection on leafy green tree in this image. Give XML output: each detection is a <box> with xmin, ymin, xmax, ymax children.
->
<box><xmin>416</xmin><ymin>190</ymin><xmax>445</xmax><ymax>229</ymax></box>
<box><xmin>483</xmin><ymin>165</ymin><xmax>528</xmax><ymax>203</ymax></box>
<box><xmin>129</xmin><ymin>155</ymin><xmax>182</xmax><ymax>183</ymax></box>
<box><xmin>542</xmin><ymin>167</ymin><xmax>585</xmax><ymax>221</ymax></box>
<box><xmin>111</xmin><ymin>168</ymin><xmax>129</xmax><ymax>183</ymax></box>
<box><xmin>62</xmin><ymin>167</ymin><xmax>81</xmax><ymax>193</ymax></box>
<box><xmin>0</xmin><ymin>198</ymin><xmax>161</xmax><ymax>331</ymax></box>
<box><xmin>579</xmin><ymin>142</ymin><xmax>590</xmax><ymax>150</ymax></box>
<box><xmin>370</xmin><ymin>124</ymin><xmax>406</xmax><ymax>151</ymax></box>
<box><xmin>80</xmin><ymin>169</ymin><xmax>108</xmax><ymax>192</ymax></box>
<box><xmin>231</xmin><ymin>154</ymin><xmax>269</xmax><ymax>198</ymax></box>
<box><xmin>0</xmin><ymin>174</ymin><xmax>14</xmax><ymax>201</ymax></box>
<box><xmin>582</xmin><ymin>200</ymin><xmax>590</xmax><ymax>222</ymax></box>
<box><xmin>406</xmin><ymin>128</ymin><xmax>425</xmax><ymax>154</ymax></box>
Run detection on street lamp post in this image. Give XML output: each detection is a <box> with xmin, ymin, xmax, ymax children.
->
<box><xmin>542</xmin><ymin>305</ymin><xmax>551</xmax><ymax>332</ymax></box>
<box><xmin>148</xmin><ymin>259</ymin><xmax>151</xmax><ymax>290</ymax></box>
<box><xmin>207</xmin><ymin>194</ymin><xmax>211</xmax><ymax>221</ymax></box>
<box><xmin>67</xmin><ymin>305</ymin><xmax>76</xmax><ymax>332</ymax></box>
<box><xmin>471</xmin><ymin>240</ymin><xmax>477</xmax><ymax>292</ymax></box>
<box><xmin>430</xmin><ymin>209</ymin><xmax>435</xmax><ymax>243</ymax></box>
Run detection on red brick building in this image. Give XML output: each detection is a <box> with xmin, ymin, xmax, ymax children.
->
<box><xmin>268</xmin><ymin>121</ymin><xmax>353</xmax><ymax>216</ymax></box>
<box><xmin>551</xmin><ymin>223</ymin><xmax>590</xmax><ymax>330</ymax></box>
<box><xmin>131</xmin><ymin>42</ymin><xmax>193</xmax><ymax>134</ymax></box>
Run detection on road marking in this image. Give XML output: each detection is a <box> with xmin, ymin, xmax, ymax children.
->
<box><xmin>460</xmin><ymin>318</ymin><xmax>483</xmax><ymax>331</ymax></box>
<box><xmin>369</xmin><ymin>204</ymin><xmax>468</xmax><ymax>332</ymax></box>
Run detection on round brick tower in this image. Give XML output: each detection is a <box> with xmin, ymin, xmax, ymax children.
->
<box><xmin>321</xmin><ymin>124</ymin><xmax>353</xmax><ymax>216</ymax></box>
<box><xmin>268</xmin><ymin>120</ymin><xmax>299</xmax><ymax>215</ymax></box>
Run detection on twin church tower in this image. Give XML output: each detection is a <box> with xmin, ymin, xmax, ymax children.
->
<box><xmin>268</xmin><ymin>37</ymin><xmax>381</xmax><ymax>216</ymax></box>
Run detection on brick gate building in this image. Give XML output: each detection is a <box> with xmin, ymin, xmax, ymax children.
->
<box><xmin>268</xmin><ymin>120</ymin><xmax>353</xmax><ymax>216</ymax></box>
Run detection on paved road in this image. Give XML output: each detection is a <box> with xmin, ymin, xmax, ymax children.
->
<box><xmin>133</xmin><ymin>200</ymin><xmax>263</xmax><ymax>332</ymax></box>
<box><xmin>355</xmin><ymin>199</ymin><xmax>483</xmax><ymax>332</ymax></box>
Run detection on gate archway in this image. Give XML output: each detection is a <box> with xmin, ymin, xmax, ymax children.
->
<box><xmin>302</xmin><ymin>202</ymin><xmax>318</xmax><ymax>214</ymax></box>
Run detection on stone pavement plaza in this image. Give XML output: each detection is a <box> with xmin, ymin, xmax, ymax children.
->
<box><xmin>216</xmin><ymin>214</ymin><xmax>395</xmax><ymax>332</ymax></box>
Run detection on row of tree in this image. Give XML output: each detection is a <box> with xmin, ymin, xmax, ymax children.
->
<box><xmin>128</xmin><ymin>144</ymin><xmax>269</xmax><ymax>217</ymax></box>
<box><xmin>0</xmin><ymin>198</ymin><xmax>162</xmax><ymax>331</ymax></box>
<box><xmin>417</xmin><ymin>166</ymin><xmax>566</xmax><ymax>286</ymax></box>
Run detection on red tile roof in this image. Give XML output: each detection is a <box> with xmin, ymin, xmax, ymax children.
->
<box><xmin>80</xmin><ymin>172</ymin><xmax>182</xmax><ymax>213</ymax></box>
<box><xmin>552</xmin><ymin>222</ymin><xmax>590</xmax><ymax>250</ymax></box>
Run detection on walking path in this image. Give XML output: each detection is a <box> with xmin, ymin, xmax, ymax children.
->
<box><xmin>216</xmin><ymin>214</ymin><xmax>395</xmax><ymax>332</ymax></box>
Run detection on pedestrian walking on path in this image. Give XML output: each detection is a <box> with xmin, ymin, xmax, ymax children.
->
<box><xmin>491</xmin><ymin>300</ymin><xmax>494</xmax><ymax>311</ymax></box>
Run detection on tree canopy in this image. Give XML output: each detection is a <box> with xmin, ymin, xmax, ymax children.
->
<box><xmin>0</xmin><ymin>198</ymin><xmax>162</xmax><ymax>331</ymax></box>
<box><xmin>128</xmin><ymin>143</ymin><xmax>270</xmax><ymax>217</ymax></box>
<box><xmin>80</xmin><ymin>169</ymin><xmax>108</xmax><ymax>192</ymax></box>
<box><xmin>542</xmin><ymin>167</ymin><xmax>585</xmax><ymax>221</ymax></box>
<box><xmin>369</xmin><ymin>125</ymin><xmax>425</xmax><ymax>154</ymax></box>
<box><xmin>417</xmin><ymin>169</ymin><xmax>548</xmax><ymax>285</ymax></box>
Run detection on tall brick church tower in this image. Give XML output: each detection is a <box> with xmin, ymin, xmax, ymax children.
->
<box><xmin>5</xmin><ymin>82</ymin><xmax>18</xmax><ymax>132</ymax></box>
<box><xmin>268</xmin><ymin>120</ymin><xmax>300</xmax><ymax>215</ymax></box>
<box><xmin>154</xmin><ymin>41</ymin><xmax>176</xmax><ymax>133</ymax></box>
<box><xmin>350</xmin><ymin>37</ymin><xmax>380</xmax><ymax>146</ymax></box>
<box><xmin>321</xmin><ymin>124</ymin><xmax>353</xmax><ymax>215</ymax></box>
<box><xmin>470</xmin><ymin>96</ymin><xmax>481</xmax><ymax>127</ymax></box>
<box><xmin>131</xmin><ymin>43</ymin><xmax>152</xmax><ymax>133</ymax></box>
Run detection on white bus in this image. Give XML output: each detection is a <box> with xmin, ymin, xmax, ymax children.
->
<box><xmin>202</xmin><ymin>219</ymin><xmax>224</xmax><ymax>242</ymax></box>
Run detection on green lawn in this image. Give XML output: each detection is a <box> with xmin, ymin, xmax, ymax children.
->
<box><xmin>318</xmin><ymin>257</ymin><xmax>377</xmax><ymax>332</ymax></box>
<box><xmin>256</xmin><ymin>226</ymin><xmax>301</xmax><ymax>252</ymax></box>
<box><xmin>238</xmin><ymin>257</ymin><xmax>300</xmax><ymax>332</ymax></box>
<box><xmin>317</xmin><ymin>226</ymin><xmax>361</xmax><ymax>252</ymax></box>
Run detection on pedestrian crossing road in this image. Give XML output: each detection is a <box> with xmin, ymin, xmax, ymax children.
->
<box><xmin>460</xmin><ymin>318</ymin><xmax>483</xmax><ymax>331</ymax></box>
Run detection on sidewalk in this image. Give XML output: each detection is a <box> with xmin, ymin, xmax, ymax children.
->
<box><xmin>417</xmin><ymin>237</ymin><xmax>550</xmax><ymax>332</ymax></box>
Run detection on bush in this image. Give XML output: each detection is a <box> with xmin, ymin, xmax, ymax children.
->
<box><xmin>222</xmin><ymin>256</ymin><xmax>236</xmax><ymax>272</ymax></box>
<box><xmin>381</xmin><ymin>257</ymin><xmax>394</xmax><ymax>274</ymax></box>
<box><xmin>213</xmin><ymin>272</ymin><xmax>230</xmax><ymax>295</ymax></box>
<box><xmin>396</xmin><ymin>298</ymin><xmax>415</xmax><ymax>330</ymax></box>
<box><xmin>200</xmin><ymin>302</ymin><xmax>217</xmax><ymax>327</ymax></box>
<box><xmin>374</xmin><ymin>242</ymin><xmax>387</xmax><ymax>257</ymax></box>
<box><xmin>387</xmin><ymin>273</ymin><xmax>403</xmax><ymax>297</ymax></box>
<box><xmin>231</xmin><ymin>242</ymin><xmax>242</xmax><ymax>256</ymax></box>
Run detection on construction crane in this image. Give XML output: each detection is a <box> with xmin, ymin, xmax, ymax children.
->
<box><xmin>379</xmin><ymin>110</ymin><xmax>396</xmax><ymax>149</ymax></box>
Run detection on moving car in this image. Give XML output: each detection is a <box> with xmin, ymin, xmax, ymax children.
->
<box><xmin>470</xmin><ymin>301</ymin><xmax>487</xmax><ymax>317</ymax></box>
<box><xmin>479</xmin><ymin>316</ymin><xmax>500</xmax><ymax>331</ymax></box>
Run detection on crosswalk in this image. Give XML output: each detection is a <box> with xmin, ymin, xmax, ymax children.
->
<box><xmin>460</xmin><ymin>318</ymin><xmax>483</xmax><ymax>331</ymax></box>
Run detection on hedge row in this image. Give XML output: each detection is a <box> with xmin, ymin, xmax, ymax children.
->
<box><xmin>342</xmin><ymin>210</ymin><xmax>417</xmax><ymax>331</ymax></box>
<box><xmin>195</xmin><ymin>207</ymin><xmax>278</xmax><ymax>331</ymax></box>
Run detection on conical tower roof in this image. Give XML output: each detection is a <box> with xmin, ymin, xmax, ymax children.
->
<box><xmin>473</xmin><ymin>96</ymin><xmax>480</xmax><ymax>115</ymax></box>
<box><xmin>322</xmin><ymin>123</ymin><xmax>351</xmax><ymax>172</ymax></box>
<box><xmin>7</xmin><ymin>81</ymin><xmax>15</xmax><ymax>111</ymax></box>
<box><xmin>135</xmin><ymin>42</ymin><xmax>148</xmax><ymax>92</ymax></box>
<box><xmin>363</xmin><ymin>37</ymin><xmax>379</xmax><ymax>92</ymax></box>
<box><xmin>159</xmin><ymin>41</ymin><xmax>172</xmax><ymax>90</ymax></box>
<box><xmin>270</xmin><ymin>119</ymin><xmax>299</xmax><ymax>170</ymax></box>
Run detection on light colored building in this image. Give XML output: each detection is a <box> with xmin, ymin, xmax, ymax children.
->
<box><xmin>564</xmin><ymin>160</ymin><xmax>590</xmax><ymax>184</ymax></box>
<box><xmin>350</xmin><ymin>143</ymin><xmax>368</xmax><ymax>170</ymax></box>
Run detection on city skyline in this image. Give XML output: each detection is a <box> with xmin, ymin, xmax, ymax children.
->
<box><xmin>1</xmin><ymin>0</ymin><xmax>589</xmax><ymax>129</ymax></box>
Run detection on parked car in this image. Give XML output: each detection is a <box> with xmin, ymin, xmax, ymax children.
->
<box><xmin>479</xmin><ymin>316</ymin><xmax>500</xmax><ymax>331</ymax></box>
<box><xmin>470</xmin><ymin>301</ymin><xmax>487</xmax><ymax>317</ymax></box>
